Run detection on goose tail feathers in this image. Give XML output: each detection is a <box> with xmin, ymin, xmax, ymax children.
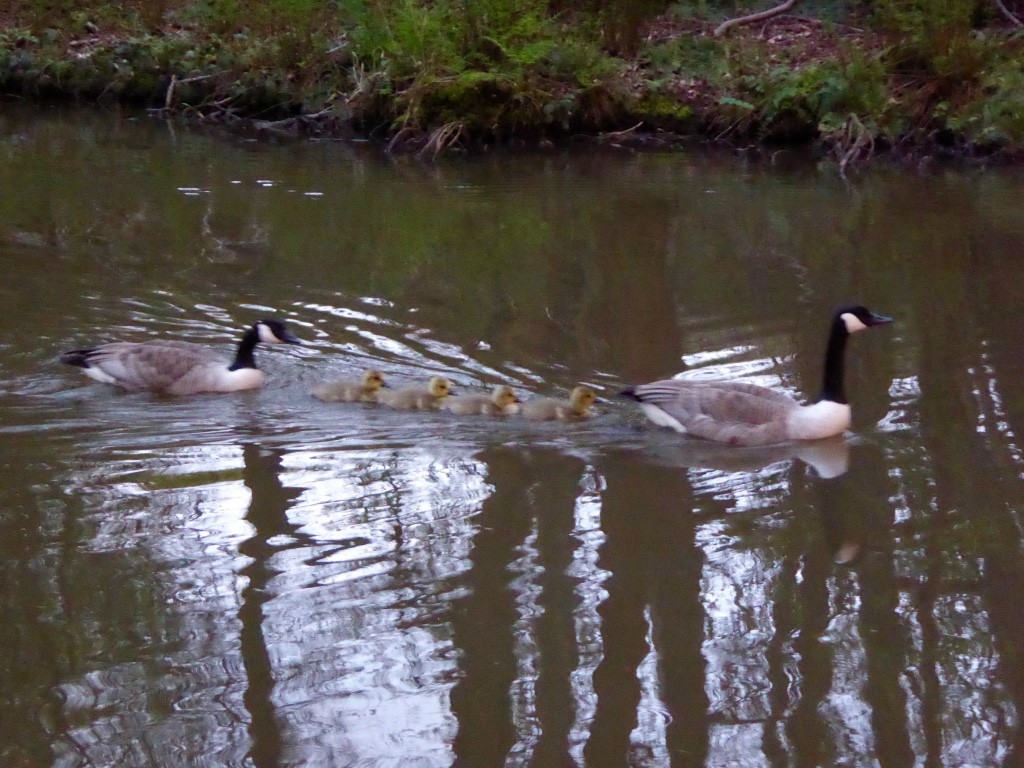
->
<box><xmin>60</xmin><ymin>349</ymin><xmax>96</xmax><ymax>368</ymax></box>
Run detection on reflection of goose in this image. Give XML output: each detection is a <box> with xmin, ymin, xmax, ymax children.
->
<box><xmin>377</xmin><ymin>375</ymin><xmax>452</xmax><ymax>410</ymax></box>
<box><xmin>521</xmin><ymin>386</ymin><xmax>597</xmax><ymax>421</ymax></box>
<box><xmin>311</xmin><ymin>368</ymin><xmax>387</xmax><ymax>403</ymax></box>
<box><xmin>442</xmin><ymin>384</ymin><xmax>521</xmax><ymax>416</ymax></box>
<box><xmin>60</xmin><ymin>319</ymin><xmax>301</xmax><ymax>394</ymax></box>
<box><xmin>636</xmin><ymin>433</ymin><xmax>851</xmax><ymax>479</ymax></box>
<box><xmin>621</xmin><ymin>305</ymin><xmax>893</xmax><ymax>446</ymax></box>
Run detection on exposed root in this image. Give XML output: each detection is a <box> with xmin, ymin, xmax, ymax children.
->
<box><xmin>835</xmin><ymin>113</ymin><xmax>875</xmax><ymax>179</ymax></box>
<box><xmin>386</xmin><ymin>125</ymin><xmax>421</xmax><ymax>153</ymax></box>
<box><xmin>420</xmin><ymin>121</ymin><xmax>466</xmax><ymax>158</ymax></box>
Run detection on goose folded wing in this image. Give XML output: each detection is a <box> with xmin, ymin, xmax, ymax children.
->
<box><xmin>94</xmin><ymin>342</ymin><xmax>217</xmax><ymax>391</ymax></box>
<box><xmin>650</xmin><ymin>383</ymin><xmax>797</xmax><ymax>447</ymax></box>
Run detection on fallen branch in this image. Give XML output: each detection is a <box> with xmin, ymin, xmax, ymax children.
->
<box><xmin>715</xmin><ymin>0</ymin><xmax>802</xmax><ymax>37</ymax></box>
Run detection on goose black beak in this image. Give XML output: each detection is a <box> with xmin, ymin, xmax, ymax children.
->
<box><xmin>868</xmin><ymin>312</ymin><xmax>894</xmax><ymax>326</ymax></box>
<box><xmin>281</xmin><ymin>331</ymin><xmax>302</xmax><ymax>345</ymax></box>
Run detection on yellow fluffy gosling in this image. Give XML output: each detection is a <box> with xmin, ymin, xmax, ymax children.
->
<box><xmin>443</xmin><ymin>384</ymin><xmax>521</xmax><ymax>416</ymax></box>
<box><xmin>521</xmin><ymin>386</ymin><xmax>597</xmax><ymax>421</ymax></box>
<box><xmin>378</xmin><ymin>375</ymin><xmax>453</xmax><ymax>410</ymax></box>
<box><xmin>311</xmin><ymin>368</ymin><xmax>387</xmax><ymax>403</ymax></box>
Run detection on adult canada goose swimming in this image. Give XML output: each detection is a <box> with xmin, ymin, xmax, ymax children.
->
<box><xmin>377</xmin><ymin>375</ymin><xmax>453</xmax><ymax>410</ymax></box>
<box><xmin>521</xmin><ymin>385</ymin><xmax>598</xmax><ymax>421</ymax></box>
<box><xmin>60</xmin><ymin>318</ymin><xmax>301</xmax><ymax>395</ymax></box>
<box><xmin>442</xmin><ymin>384</ymin><xmax>521</xmax><ymax>416</ymax></box>
<box><xmin>311</xmin><ymin>368</ymin><xmax>388</xmax><ymax>403</ymax></box>
<box><xmin>620</xmin><ymin>305</ymin><xmax>892</xmax><ymax>446</ymax></box>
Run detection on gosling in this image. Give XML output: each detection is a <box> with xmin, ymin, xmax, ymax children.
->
<box><xmin>521</xmin><ymin>385</ymin><xmax>597</xmax><ymax>421</ymax></box>
<box><xmin>377</xmin><ymin>375</ymin><xmax>452</xmax><ymax>410</ymax></box>
<box><xmin>442</xmin><ymin>384</ymin><xmax>521</xmax><ymax>416</ymax></box>
<box><xmin>311</xmin><ymin>368</ymin><xmax>387</xmax><ymax>403</ymax></box>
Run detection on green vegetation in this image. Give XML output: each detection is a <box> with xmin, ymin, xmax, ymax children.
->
<box><xmin>3</xmin><ymin>0</ymin><xmax>1024</xmax><ymax>163</ymax></box>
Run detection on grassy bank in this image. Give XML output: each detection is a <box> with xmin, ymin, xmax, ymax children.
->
<box><xmin>3</xmin><ymin>1</ymin><xmax>1024</xmax><ymax>165</ymax></box>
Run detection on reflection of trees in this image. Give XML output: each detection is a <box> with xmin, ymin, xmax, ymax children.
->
<box><xmin>908</xmin><ymin>227</ymin><xmax>1024</xmax><ymax>765</ymax></box>
<box><xmin>588</xmin><ymin>450</ymin><xmax>709</xmax><ymax>767</ymax></box>
<box><xmin>238</xmin><ymin>442</ymin><xmax>304</xmax><ymax>768</ymax></box>
<box><xmin>449</xmin><ymin>446</ymin><xmax>587</xmax><ymax>766</ymax></box>
<box><xmin>0</xmin><ymin>464</ymin><xmax>71</xmax><ymax>766</ymax></box>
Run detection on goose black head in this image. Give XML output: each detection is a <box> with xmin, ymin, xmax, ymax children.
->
<box><xmin>836</xmin><ymin>305</ymin><xmax>893</xmax><ymax>334</ymax></box>
<box><xmin>255</xmin><ymin>319</ymin><xmax>302</xmax><ymax>345</ymax></box>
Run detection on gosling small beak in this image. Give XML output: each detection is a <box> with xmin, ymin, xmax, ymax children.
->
<box><xmin>868</xmin><ymin>312</ymin><xmax>894</xmax><ymax>326</ymax></box>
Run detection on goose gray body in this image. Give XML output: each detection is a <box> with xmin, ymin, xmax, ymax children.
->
<box><xmin>60</xmin><ymin>319</ymin><xmax>300</xmax><ymax>395</ymax></box>
<box><xmin>312</xmin><ymin>368</ymin><xmax>387</xmax><ymax>403</ymax></box>
<box><xmin>442</xmin><ymin>384</ymin><xmax>521</xmax><ymax>416</ymax></box>
<box><xmin>622</xmin><ymin>305</ymin><xmax>892</xmax><ymax>447</ymax></box>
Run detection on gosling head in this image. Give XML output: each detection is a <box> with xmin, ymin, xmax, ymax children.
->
<box><xmin>836</xmin><ymin>305</ymin><xmax>893</xmax><ymax>335</ymax></box>
<box><xmin>492</xmin><ymin>385</ymin><xmax>521</xmax><ymax>408</ymax></box>
<box><xmin>362</xmin><ymin>368</ymin><xmax>387</xmax><ymax>392</ymax></box>
<box><xmin>429</xmin><ymin>376</ymin><xmax>452</xmax><ymax>398</ymax></box>
<box><xmin>570</xmin><ymin>386</ymin><xmax>598</xmax><ymax>412</ymax></box>
<box><xmin>255</xmin><ymin>319</ymin><xmax>302</xmax><ymax>345</ymax></box>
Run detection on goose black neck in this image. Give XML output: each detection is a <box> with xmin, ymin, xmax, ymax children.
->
<box><xmin>229</xmin><ymin>326</ymin><xmax>260</xmax><ymax>371</ymax></box>
<box><xmin>819</xmin><ymin>319</ymin><xmax>849</xmax><ymax>404</ymax></box>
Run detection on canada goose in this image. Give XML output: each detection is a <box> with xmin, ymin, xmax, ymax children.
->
<box><xmin>377</xmin><ymin>375</ymin><xmax>452</xmax><ymax>410</ymax></box>
<box><xmin>312</xmin><ymin>368</ymin><xmax>387</xmax><ymax>403</ymax></box>
<box><xmin>620</xmin><ymin>305</ymin><xmax>893</xmax><ymax>446</ymax></box>
<box><xmin>521</xmin><ymin>385</ymin><xmax>598</xmax><ymax>421</ymax></box>
<box><xmin>442</xmin><ymin>384</ymin><xmax>521</xmax><ymax>416</ymax></box>
<box><xmin>60</xmin><ymin>318</ymin><xmax>301</xmax><ymax>394</ymax></box>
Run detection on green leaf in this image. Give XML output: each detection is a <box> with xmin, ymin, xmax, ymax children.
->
<box><xmin>718</xmin><ymin>96</ymin><xmax>755</xmax><ymax>110</ymax></box>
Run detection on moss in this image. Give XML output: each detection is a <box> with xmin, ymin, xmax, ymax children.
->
<box><xmin>633</xmin><ymin>92</ymin><xmax>697</xmax><ymax>131</ymax></box>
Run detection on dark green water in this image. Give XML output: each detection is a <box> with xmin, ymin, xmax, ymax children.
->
<box><xmin>2</xmin><ymin>105</ymin><xmax>1024</xmax><ymax>767</ymax></box>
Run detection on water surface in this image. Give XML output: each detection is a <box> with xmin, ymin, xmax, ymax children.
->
<box><xmin>2</xmin><ymin>106</ymin><xmax>1024</xmax><ymax>767</ymax></box>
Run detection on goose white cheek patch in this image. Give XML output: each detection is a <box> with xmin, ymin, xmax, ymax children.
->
<box><xmin>841</xmin><ymin>312</ymin><xmax>868</xmax><ymax>333</ymax></box>
<box><xmin>257</xmin><ymin>323</ymin><xmax>280</xmax><ymax>343</ymax></box>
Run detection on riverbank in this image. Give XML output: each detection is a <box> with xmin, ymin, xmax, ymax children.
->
<box><xmin>3</xmin><ymin>1</ymin><xmax>1024</xmax><ymax>168</ymax></box>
